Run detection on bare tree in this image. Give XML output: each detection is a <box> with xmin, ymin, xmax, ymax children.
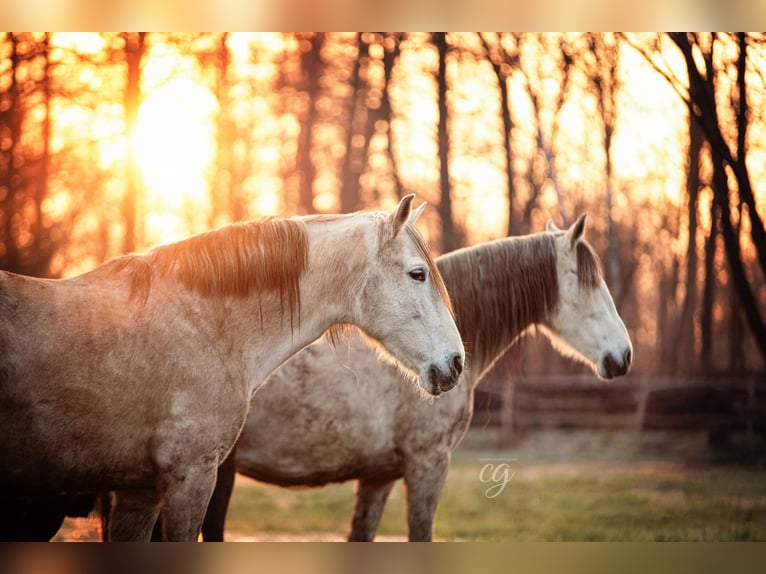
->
<box><xmin>583</xmin><ymin>33</ymin><xmax>622</xmax><ymax>299</ymax></box>
<box><xmin>294</xmin><ymin>33</ymin><xmax>325</xmax><ymax>215</ymax></box>
<box><xmin>208</xmin><ymin>32</ymin><xmax>232</xmax><ymax>225</ymax></box>
<box><xmin>479</xmin><ymin>33</ymin><xmax>521</xmax><ymax>236</ymax></box>
<box><xmin>668</xmin><ymin>33</ymin><xmax>766</xmax><ymax>362</ymax></box>
<box><xmin>625</xmin><ymin>32</ymin><xmax>766</xmax><ymax>365</ymax></box>
<box><xmin>0</xmin><ymin>33</ymin><xmax>58</xmax><ymax>276</ymax></box>
<box><xmin>673</xmin><ymin>111</ymin><xmax>704</xmax><ymax>373</ymax></box>
<box><xmin>433</xmin><ymin>32</ymin><xmax>459</xmax><ymax>252</ymax></box>
<box><xmin>381</xmin><ymin>33</ymin><xmax>404</xmax><ymax>200</ymax></box>
<box><xmin>516</xmin><ymin>34</ymin><xmax>573</xmax><ymax>231</ymax></box>
<box><xmin>339</xmin><ymin>33</ymin><xmax>366</xmax><ymax>213</ymax></box>
<box><xmin>121</xmin><ymin>32</ymin><xmax>146</xmax><ymax>253</ymax></box>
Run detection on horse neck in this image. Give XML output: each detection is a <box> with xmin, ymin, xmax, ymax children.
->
<box><xmin>437</xmin><ymin>233</ymin><xmax>558</xmax><ymax>386</ymax></box>
<box><xmin>258</xmin><ymin>215</ymin><xmax>371</xmax><ymax>372</ymax></box>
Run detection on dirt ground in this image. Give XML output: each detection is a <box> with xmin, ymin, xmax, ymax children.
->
<box><xmin>52</xmin><ymin>517</ymin><xmax>407</xmax><ymax>542</ymax></box>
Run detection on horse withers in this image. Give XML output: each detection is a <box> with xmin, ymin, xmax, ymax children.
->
<box><xmin>0</xmin><ymin>195</ymin><xmax>464</xmax><ymax>541</ymax></box>
<box><xmin>202</xmin><ymin>214</ymin><xmax>632</xmax><ymax>541</ymax></box>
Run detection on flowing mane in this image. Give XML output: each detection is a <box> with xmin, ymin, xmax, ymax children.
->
<box><xmin>436</xmin><ymin>233</ymin><xmax>559</xmax><ymax>372</ymax></box>
<box><xmin>436</xmin><ymin>230</ymin><xmax>606</xmax><ymax>375</ymax></box>
<box><xmin>103</xmin><ymin>219</ymin><xmax>308</xmax><ymax>318</ymax></box>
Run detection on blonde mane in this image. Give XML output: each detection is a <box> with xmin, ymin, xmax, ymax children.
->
<box><xmin>435</xmin><ymin>231</ymin><xmax>605</xmax><ymax>374</ymax></box>
<box><xmin>436</xmin><ymin>233</ymin><xmax>559</xmax><ymax>371</ymax></box>
<box><xmin>104</xmin><ymin>219</ymin><xmax>308</xmax><ymax>321</ymax></box>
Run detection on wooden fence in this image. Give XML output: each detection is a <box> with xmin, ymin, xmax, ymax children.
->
<box><xmin>471</xmin><ymin>375</ymin><xmax>766</xmax><ymax>441</ymax></box>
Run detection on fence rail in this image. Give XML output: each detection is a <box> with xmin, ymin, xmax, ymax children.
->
<box><xmin>472</xmin><ymin>375</ymin><xmax>766</xmax><ymax>437</ymax></box>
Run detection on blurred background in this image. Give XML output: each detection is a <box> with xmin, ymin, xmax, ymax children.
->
<box><xmin>3</xmin><ymin>32</ymin><xmax>766</xmax><ymax>540</ymax></box>
<box><xmin>3</xmin><ymin>33</ymin><xmax>764</xmax><ymax>375</ymax></box>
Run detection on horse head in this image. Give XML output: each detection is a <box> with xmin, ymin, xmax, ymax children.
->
<box><xmin>543</xmin><ymin>214</ymin><xmax>633</xmax><ymax>379</ymax></box>
<box><xmin>336</xmin><ymin>195</ymin><xmax>465</xmax><ymax>395</ymax></box>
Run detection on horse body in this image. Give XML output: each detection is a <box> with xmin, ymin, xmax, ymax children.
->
<box><xmin>0</xmin><ymin>195</ymin><xmax>464</xmax><ymax>541</ymax></box>
<box><xmin>2</xmin><ymin>267</ymin><xmax>240</xmax><ymax>493</ymax></box>
<box><xmin>203</xmin><ymin>214</ymin><xmax>633</xmax><ymax>541</ymax></box>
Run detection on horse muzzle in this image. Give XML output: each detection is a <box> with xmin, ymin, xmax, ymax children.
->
<box><xmin>422</xmin><ymin>353</ymin><xmax>463</xmax><ymax>395</ymax></box>
<box><xmin>598</xmin><ymin>347</ymin><xmax>632</xmax><ymax>379</ymax></box>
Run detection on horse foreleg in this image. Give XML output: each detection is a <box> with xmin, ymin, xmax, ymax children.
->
<box><xmin>107</xmin><ymin>490</ymin><xmax>162</xmax><ymax>542</ymax></box>
<box><xmin>347</xmin><ymin>478</ymin><xmax>395</xmax><ymax>542</ymax></box>
<box><xmin>160</xmin><ymin>466</ymin><xmax>218</xmax><ymax>542</ymax></box>
<box><xmin>403</xmin><ymin>456</ymin><xmax>449</xmax><ymax>542</ymax></box>
<box><xmin>201</xmin><ymin>448</ymin><xmax>237</xmax><ymax>542</ymax></box>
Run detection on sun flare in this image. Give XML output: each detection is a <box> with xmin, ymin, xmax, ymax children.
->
<box><xmin>132</xmin><ymin>78</ymin><xmax>218</xmax><ymax>243</ymax></box>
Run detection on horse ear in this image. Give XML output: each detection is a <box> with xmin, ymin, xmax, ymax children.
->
<box><xmin>566</xmin><ymin>213</ymin><xmax>587</xmax><ymax>247</ymax></box>
<box><xmin>409</xmin><ymin>201</ymin><xmax>427</xmax><ymax>224</ymax></box>
<box><xmin>391</xmin><ymin>194</ymin><xmax>415</xmax><ymax>237</ymax></box>
<box><xmin>546</xmin><ymin>219</ymin><xmax>560</xmax><ymax>233</ymax></box>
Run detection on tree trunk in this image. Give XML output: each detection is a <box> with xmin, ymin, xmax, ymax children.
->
<box><xmin>700</xmin><ymin>201</ymin><xmax>718</xmax><ymax>372</ymax></box>
<box><xmin>434</xmin><ymin>32</ymin><xmax>457</xmax><ymax>253</ymax></box>
<box><xmin>339</xmin><ymin>33</ymin><xmax>365</xmax><ymax>213</ymax></box>
<box><xmin>479</xmin><ymin>33</ymin><xmax>518</xmax><ymax>236</ymax></box>
<box><xmin>1</xmin><ymin>33</ymin><xmax>22</xmax><ymax>271</ymax></box>
<box><xmin>211</xmin><ymin>32</ymin><xmax>231</xmax><ymax>225</ymax></box>
<box><xmin>670</xmin><ymin>32</ymin><xmax>766</xmax><ymax>364</ymax></box>
<box><xmin>669</xmin><ymin>32</ymin><xmax>766</xmax><ymax>278</ymax></box>
<box><xmin>381</xmin><ymin>33</ymin><xmax>403</xmax><ymax>200</ymax></box>
<box><xmin>296</xmin><ymin>33</ymin><xmax>324</xmax><ymax>215</ymax></box>
<box><xmin>673</xmin><ymin>112</ymin><xmax>703</xmax><ymax>373</ymax></box>
<box><xmin>711</xmin><ymin>149</ymin><xmax>766</xmax><ymax>361</ymax></box>
<box><xmin>122</xmin><ymin>32</ymin><xmax>145</xmax><ymax>254</ymax></box>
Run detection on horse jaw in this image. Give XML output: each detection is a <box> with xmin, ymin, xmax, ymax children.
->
<box><xmin>542</xmin><ymin>283</ymin><xmax>633</xmax><ymax>381</ymax></box>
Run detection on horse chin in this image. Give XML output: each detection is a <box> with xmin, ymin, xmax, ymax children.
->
<box><xmin>596</xmin><ymin>364</ymin><xmax>615</xmax><ymax>381</ymax></box>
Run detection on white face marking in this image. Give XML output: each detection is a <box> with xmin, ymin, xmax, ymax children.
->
<box><xmin>543</xmin><ymin>220</ymin><xmax>632</xmax><ymax>380</ymax></box>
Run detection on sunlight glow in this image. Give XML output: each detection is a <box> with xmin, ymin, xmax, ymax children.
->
<box><xmin>132</xmin><ymin>78</ymin><xmax>218</xmax><ymax>243</ymax></box>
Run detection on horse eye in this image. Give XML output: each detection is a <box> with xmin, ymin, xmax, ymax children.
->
<box><xmin>409</xmin><ymin>268</ymin><xmax>427</xmax><ymax>282</ymax></box>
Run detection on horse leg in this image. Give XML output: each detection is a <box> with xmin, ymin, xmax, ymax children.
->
<box><xmin>201</xmin><ymin>447</ymin><xmax>237</xmax><ymax>542</ymax></box>
<box><xmin>160</xmin><ymin>465</ymin><xmax>218</xmax><ymax>542</ymax></box>
<box><xmin>97</xmin><ymin>492</ymin><xmax>112</xmax><ymax>541</ymax></box>
<box><xmin>107</xmin><ymin>489</ymin><xmax>162</xmax><ymax>542</ymax></box>
<box><xmin>403</xmin><ymin>456</ymin><xmax>449</xmax><ymax>542</ymax></box>
<box><xmin>347</xmin><ymin>478</ymin><xmax>395</xmax><ymax>542</ymax></box>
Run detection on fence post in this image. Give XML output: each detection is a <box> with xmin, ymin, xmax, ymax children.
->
<box><xmin>498</xmin><ymin>374</ymin><xmax>517</xmax><ymax>446</ymax></box>
<box><xmin>634</xmin><ymin>376</ymin><xmax>649</xmax><ymax>436</ymax></box>
<box><xmin>747</xmin><ymin>375</ymin><xmax>755</xmax><ymax>448</ymax></box>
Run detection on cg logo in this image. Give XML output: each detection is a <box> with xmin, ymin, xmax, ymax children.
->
<box><xmin>478</xmin><ymin>458</ymin><xmax>517</xmax><ymax>498</ymax></box>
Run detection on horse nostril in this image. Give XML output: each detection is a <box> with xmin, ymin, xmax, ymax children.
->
<box><xmin>451</xmin><ymin>353</ymin><xmax>463</xmax><ymax>376</ymax></box>
<box><xmin>624</xmin><ymin>348</ymin><xmax>632</xmax><ymax>368</ymax></box>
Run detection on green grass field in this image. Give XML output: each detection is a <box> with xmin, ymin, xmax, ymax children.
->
<box><xmin>55</xmin><ymin>429</ymin><xmax>766</xmax><ymax>542</ymax></box>
<box><xmin>221</xmin><ymin>429</ymin><xmax>766</xmax><ymax>542</ymax></box>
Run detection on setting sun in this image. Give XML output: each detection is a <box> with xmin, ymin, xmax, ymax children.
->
<box><xmin>132</xmin><ymin>77</ymin><xmax>218</xmax><ymax>244</ymax></box>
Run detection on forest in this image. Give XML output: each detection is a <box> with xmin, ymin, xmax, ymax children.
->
<box><xmin>1</xmin><ymin>32</ymin><xmax>765</xmax><ymax>378</ymax></box>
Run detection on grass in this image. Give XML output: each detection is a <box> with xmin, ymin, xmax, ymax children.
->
<box><xmin>222</xmin><ymin>429</ymin><xmax>766</xmax><ymax>541</ymax></box>
<box><xmin>54</xmin><ymin>428</ymin><xmax>766</xmax><ymax>541</ymax></box>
